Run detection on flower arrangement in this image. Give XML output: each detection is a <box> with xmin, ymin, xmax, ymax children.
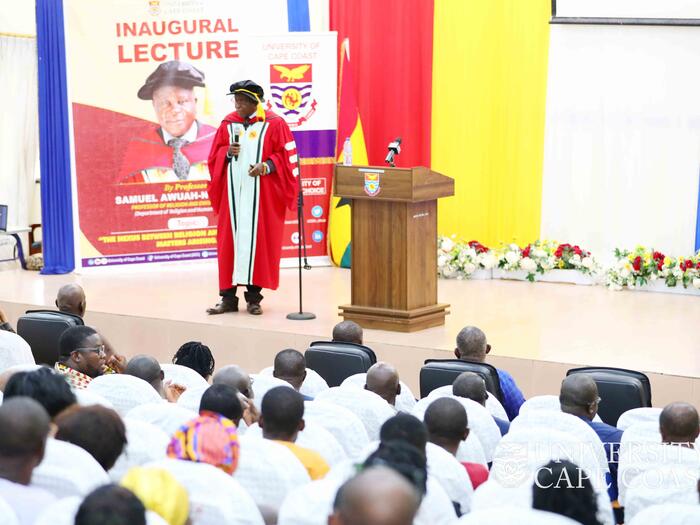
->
<box><xmin>606</xmin><ymin>246</ymin><xmax>700</xmax><ymax>291</ymax></box>
<box><xmin>495</xmin><ymin>240</ymin><xmax>598</xmax><ymax>282</ymax></box>
<box><xmin>437</xmin><ymin>236</ymin><xmax>496</xmax><ymax>279</ymax></box>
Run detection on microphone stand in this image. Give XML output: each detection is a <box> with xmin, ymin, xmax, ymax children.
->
<box><xmin>287</xmin><ymin>161</ymin><xmax>316</xmax><ymax>320</ymax></box>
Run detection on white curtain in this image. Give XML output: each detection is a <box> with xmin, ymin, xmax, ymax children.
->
<box><xmin>541</xmin><ymin>25</ymin><xmax>700</xmax><ymax>262</ymax></box>
<box><xmin>0</xmin><ymin>35</ymin><xmax>40</xmax><ymax>231</ymax></box>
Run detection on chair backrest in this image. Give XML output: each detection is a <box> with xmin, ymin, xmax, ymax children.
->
<box><xmin>628</xmin><ymin>503</ymin><xmax>700</xmax><ymax>525</ymax></box>
<box><xmin>303</xmin><ymin>399</ymin><xmax>370</xmax><ymax>460</ymax></box>
<box><xmin>0</xmin><ymin>331</ymin><xmax>35</xmax><ymax>374</ymax></box>
<box><xmin>617</xmin><ymin>407</ymin><xmax>662</xmax><ymax>430</ymax></box>
<box><xmin>566</xmin><ymin>367</ymin><xmax>652</xmax><ymax>426</ymax></box>
<box><xmin>305</xmin><ymin>341</ymin><xmax>377</xmax><ymax>387</ymax></box>
<box><xmin>233</xmin><ymin>434</ymin><xmax>311</xmax><ymax>509</ymax></box>
<box><xmin>73</xmin><ymin>388</ymin><xmax>115</xmax><ymax>409</ymax></box>
<box><xmin>420</xmin><ymin>359</ymin><xmax>503</xmax><ymax>401</ymax></box>
<box><xmin>624</xmin><ymin>466</ymin><xmax>700</xmax><ymax>522</ymax></box>
<box><xmin>109</xmin><ymin>418</ymin><xmax>170</xmax><ymax>482</ymax></box>
<box><xmin>160</xmin><ymin>363</ymin><xmax>210</xmax><ymax>390</ymax></box>
<box><xmin>87</xmin><ymin>374</ymin><xmax>164</xmax><ymax>417</ymax></box>
<box><xmin>314</xmin><ymin>386</ymin><xmax>396</xmax><ymax>442</ymax></box>
<box><xmin>16</xmin><ymin>310</ymin><xmax>83</xmax><ymax>366</ymax></box>
<box><xmin>127</xmin><ymin>402</ymin><xmax>198</xmax><ymax>437</ymax></box>
<box><xmin>31</xmin><ymin>438</ymin><xmax>110</xmax><ymax>498</ymax></box>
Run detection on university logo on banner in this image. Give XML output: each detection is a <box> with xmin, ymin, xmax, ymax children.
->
<box><xmin>268</xmin><ymin>64</ymin><xmax>317</xmax><ymax>128</ymax></box>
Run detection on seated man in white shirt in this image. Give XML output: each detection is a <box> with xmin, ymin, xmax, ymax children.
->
<box><xmin>0</xmin><ymin>397</ymin><xmax>55</xmax><ymax>525</ymax></box>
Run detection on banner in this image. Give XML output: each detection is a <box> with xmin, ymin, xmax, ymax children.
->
<box><xmin>63</xmin><ymin>0</ymin><xmax>336</xmax><ymax>269</ymax></box>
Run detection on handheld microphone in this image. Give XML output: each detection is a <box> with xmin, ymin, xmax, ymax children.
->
<box><xmin>385</xmin><ymin>137</ymin><xmax>402</xmax><ymax>166</ymax></box>
<box><xmin>233</xmin><ymin>124</ymin><xmax>244</xmax><ymax>161</ymax></box>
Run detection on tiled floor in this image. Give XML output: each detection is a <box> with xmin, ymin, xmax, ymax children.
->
<box><xmin>1</xmin><ymin>263</ymin><xmax>699</xmax><ymax>406</ymax></box>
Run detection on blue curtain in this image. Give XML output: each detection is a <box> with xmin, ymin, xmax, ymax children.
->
<box><xmin>287</xmin><ymin>0</ymin><xmax>311</xmax><ymax>31</ymax></box>
<box><xmin>36</xmin><ymin>0</ymin><xmax>75</xmax><ymax>274</ymax></box>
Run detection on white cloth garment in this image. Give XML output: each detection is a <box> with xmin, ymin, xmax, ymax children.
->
<box><xmin>176</xmin><ymin>384</ymin><xmax>209</xmax><ymax>413</ymax></box>
<box><xmin>425</xmin><ymin>441</ymin><xmax>474</xmax><ymax>514</ymax></box>
<box><xmin>296</xmin><ymin>420</ymin><xmax>347</xmax><ymax>467</ymax></box>
<box><xmin>250</xmin><ymin>374</ymin><xmax>293</xmax><ymax>411</ymax></box>
<box><xmin>233</xmin><ymin>434</ymin><xmax>311</xmax><ymax>510</ymax></box>
<box><xmin>623</xmin><ymin>466</ymin><xmax>700</xmax><ymax>521</ymax></box>
<box><xmin>628</xmin><ymin>503</ymin><xmax>700</xmax><ymax>525</ymax></box>
<box><xmin>315</xmin><ymin>387</ymin><xmax>396</xmax><ymax>442</ymax></box>
<box><xmin>126</xmin><ymin>402</ymin><xmax>198</xmax><ymax>437</ymax></box>
<box><xmin>339</xmin><ymin>373</ymin><xmax>416</xmax><ymax>413</ymax></box>
<box><xmin>32</xmin><ymin>496</ymin><xmax>80</xmax><ymax>525</ymax></box>
<box><xmin>31</xmin><ymin>438</ymin><xmax>109</xmax><ymax>498</ymax></box>
<box><xmin>109</xmin><ymin>418</ymin><xmax>170</xmax><ymax>482</ymax></box>
<box><xmin>470</xmin><ymin>479</ymin><xmax>531</xmax><ymax>512</ymax></box>
<box><xmin>0</xmin><ymin>331</ymin><xmax>34</xmax><ymax>374</ymax></box>
<box><xmin>73</xmin><ymin>388</ymin><xmax>115</xmax><ymax>409</ymax></box>
<box><xmin>458</xmin><ymin>508</ymin><xmax>581</xmax><ymax>525</ymax></box>
<box><xmin>413</xmin><ymin>394</ymin><xmax>501</xmax><ymax>463</ymax></box>
<box><xmin>146</xmin><ymin>458</ymin><xmax>264</xmax><ymax>525</ymax></box>
<box><xmin>518</xmin><ymin>394</ymin><xmax>604</xmax><ymax>423</ymax></box>
<box><xmin>161</xmin><ymin>363</ymin><xmax>210</xmax><ymax>391</ymax></box>
<box><xmin>259</xmin><ymin>366</ymin><xmax>330</xmax><ymax>398</ymax></box>
<box><xmin>303</xmin><ymin>400</ymin><xmax>370</xmax><ymax>460</ymax></box>
<box><xmin>0</xmin><ymin>497</ymin><xmax>18</xmax><ymax>525</ymax></box>
<box><xmin>617</xmin><ymin>407</ymin><xmax>662</xmax><ymax>431</ymax></box>
<box><xmin>0</xmin><ymin>479</ymin><xmax>53</xmax><ymax>525</ymax></box>
<box><xmin>87</xmin><ymin>374</ymin><xmax>164</xmax><ymax>417</ymax></box>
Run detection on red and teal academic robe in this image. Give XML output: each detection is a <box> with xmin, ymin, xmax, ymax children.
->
<box><xmin>207</xmin><ymin>110</ymin><xmax>298</xmax><ymax>291</ymax></box>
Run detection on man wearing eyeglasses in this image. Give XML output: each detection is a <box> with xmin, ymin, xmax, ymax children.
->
<box><xmin>560</xmin><ymin>374</ymin><xmax>623</xmax><ymax>505</ymax></box>
<box><xmin>55</xmin><ymin>326</ymin><xmax>111</xmax><ymax>389</ymax></box>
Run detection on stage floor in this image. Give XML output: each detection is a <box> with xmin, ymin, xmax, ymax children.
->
<box><xmin>1</xmin><ymin>263</ymin><xmax>699</xmax><ymax>407</ymax></box>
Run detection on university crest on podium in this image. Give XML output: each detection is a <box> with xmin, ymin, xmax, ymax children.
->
<box><xmin>268</xmin><ymin>64</ymin><xmax>317</xmax><ymax>128</ymax></box>
<box><xmin>364</xmin><ymin>172</ymin><xmax>381</xmax><ymax>196</ymax></box>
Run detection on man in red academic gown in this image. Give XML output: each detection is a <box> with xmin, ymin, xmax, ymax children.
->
<box><xmin>118</xmin><ymin>60</ymin><xmax>216</xmax><ymax>184</ymax></box>
<box><xmin>206</xmin><ymin>80</ymin><xmax>298</xmax><ymax>315</ymax></box>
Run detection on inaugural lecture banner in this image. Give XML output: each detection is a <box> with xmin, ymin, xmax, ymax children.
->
<box><xmin>63</xmin><ymin>0</ymin><xmax>336</xmax><ymax>269</ymax></box>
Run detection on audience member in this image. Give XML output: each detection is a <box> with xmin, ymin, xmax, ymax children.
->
<box><xmin>74</xmin><ymin>484</ymin><xmax>146</xmax><ymax>525</ymax></box>
<box><xmin>259</xmin><ymin>386</ymin><xmax>329</xmax><ymax>479</ymax></box>
<box><xmin>380</xmin><ymin>413</ymin><xmax>428</xmax><ymax>455</ymax></box>
<box><xmin>363</xmin><ymin>440</ymin><xmax>428</xmax><ymax>497</ymax></box>
<box><xmin>532</xmin><ymin>460</ymin><xmax>602</xmax><ymax>525</ymax></box>
<box><xmin>659</xmin><ymin>402</ymin><xmax>700</xmax><ymax>446</ymax></box>
<box><xmin>4</xmin><ymin>366</ymin><xmax>76</xmax><ymax>418</ymax></box>
<box><xmin>121</xmin><ymin>467</ymin><xmax>190</xmax><ymax>525</ymax></box>
<box><xmin>212</xmin><ymin>364</ymin><xmax>258</xmax><ymax>425</ymax></box>
<box><xmin>55</xmin><ymin>326</ymin><xmax>107</xmax><ymax>389</ymax></box>
<box><xmin>273</xmin><ymin>349</ymin><xmax>308</xmax><ymax>394</ymax></box>
<box><xmin>424</xmin><ymin>397</ymin><xmax>489</xmax><ymax>489</ymax></box>
<box><xmin>55</xmin><ymin>283</ymin><xmax>87</xmax><ymax>318</ymax></box>
<box><xmin>452</xmin><ymin>371</ymin><xmax>510</xmax><ymax>435</ymax></box>
<box><xmin>199</xmin><ymin>384</ymin><xmax>244</xmax><ymax>425</ymax></box>
<box><xmin>560</xmin><ymin>374</ymin><xmax>622</xmax><ymax>501</ymax></box>
<box><xmin>329</xmin><ymin>466</ymin><xmax>421</xmax><ymax>525</ymax></box>
<box><xmin>365</xmin><ymin>362</ymin><xmax>401</xmax><ymax>406</ymax></box>
<box><xmin>0</xmin><ymin>307</ymin><xmax>32</xmax><ymax>370</ymax></box>
<box><xmin>0</xmin><ymin>306</ymin><xmax>15</xmax><ymax>332</ymax></box>
<box><xmin>54</xmin><ymin>404</ymin><xmax>127</xmax><ymax>471</ymax></box>
<box><xmin>454</xmin><ymin>326</ymin><xmax>525</xmax><ymax>420</ymax></box>
<box><xmin>0</xmin><ymin>398</ymin><xmax>56</xmax><ymax>525</ymax></box>
<box><xmin>332</xmin><ymin>320</ymin><xmax>364</xmax><ymax>345</ymax></box>
<box><xmin>167</xmin><ymin>411</ymin><xmax>240</xmax><ymax>474</ymax></box>
<box><xmin>126</xmin><ymin>354</ymin><xmax>186</xmax><ymax>402</ymax></box>
<box><xmin>173</xmin><ymin>341</ymin><xmax>215</xmax><ymax>381</ymax></box>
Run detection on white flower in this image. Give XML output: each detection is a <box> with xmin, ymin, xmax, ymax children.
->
<box><xmin>532</xmin><ymin>248</ymin><xmax>547</xmax><ymax>259</ymax></box>
<box><xmin>581</xmin><ymin>257</ymin><xmax>593</xmax><ymax>269</ymax></box>
<box><xmin>440</xmin><ymin>238</ymin><xmax>455</xmax><ymax>253</ymax></box>
<box><xmin>650</xmin><ymin>273</ymin><xmax>658</xmax><ymax>281</ymax></box>
<box><xmin>520</xmin><ymin>257</ymin><xmax>537</xmax><ymax>272</ymax></box>
<box><xmin>437</xmin><ymin>254</ymin><xmax>448</xmax><ymax>269</ymax></box>
<box><xmin>620</xmin><ymin>268</ymin><xmax>630</xmax><ymax>279</ymax></box>
<box><xmin>505</xmin><ymin>251</ymin><xmax>521</xmax><ymax>265</ymax></box>
<box><xmin>442</xmin><ymin>264</ymin><xmax>457</xmax><ymax>278</ymax></box>
<box><xmin>571</xmin><ymin>254</ymin><xmax>582</xmax><ymax>266</ymax></box>
<box><xmin>464</xmin><ymin>262</ymin><xmax>477</xmax><ymax>275</ymax></box>
<box><xmin>479</xmin><ymin>252</ymin><xmax>497</xmax><ymax>269</ymax></box>
<box><xmin>541</xmin><ymin>256</ymin><xmax>556</xmax><ymax>270</ymax></box>
<box><xmin>693</xmin><ymin>278</ymin><xmax>700</xmax><ymax>289</ymax></box>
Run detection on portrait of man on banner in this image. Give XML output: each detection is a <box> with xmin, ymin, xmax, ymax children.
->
<box><xmin>118</xmin><ymin>60</ymin><xmax>216</xmax><ymax>184</ymax></box>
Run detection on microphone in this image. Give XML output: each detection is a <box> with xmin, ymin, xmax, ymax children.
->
<box><xmin>385</xmin><ymin>137</ymin><xmax>402</xmax><ymax>166</ymax></box>
<box><xmin>233</xmin><ymin>124</ymin><xmax>244</xmax><ymax>161</ymax></box>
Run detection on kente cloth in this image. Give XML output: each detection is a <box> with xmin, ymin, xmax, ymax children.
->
<box><xmin>207</xmin><ymin>110</ymin><xmax>298</xmax><ymax>290</ymax></box>
<box><xmin>119</xmin><ymin>122</ymin><xmax>216</xmax><ymax>183</ymax></box>
<box><xmin>167</xmin><ymin>410</ymin><xmax>240</xmax><ymax>475</ymax></box>
<box><xmin>275</xmin><ymin>441</ymin><xmax>330</xmax><ymax>480</ymax></box>
<box><xmin>55</xmin><ymin>362</ymin><xmax>93</xmax><ymax>390</ymax></box>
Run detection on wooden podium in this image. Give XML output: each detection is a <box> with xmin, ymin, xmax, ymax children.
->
<box><xmin>334</xmin><ymin>165</ymin><xmax>455</xmax><ymax>332</ymax></box>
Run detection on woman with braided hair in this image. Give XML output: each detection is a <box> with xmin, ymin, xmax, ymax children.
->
<box><xmin>172</xmin><ymin>341</ymin><xmax>215</xmax><ymax>381</ymax></box>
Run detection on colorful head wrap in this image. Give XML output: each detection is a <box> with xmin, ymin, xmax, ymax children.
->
<box><xmin>167</xmin><ymin>411</ymin><xmax>240</xmax><ymax>475</ymax></box>
<box><xmin>121</xmin><ymin>467</ymin><xmax>190</xmax><ymax>525</ymax></box>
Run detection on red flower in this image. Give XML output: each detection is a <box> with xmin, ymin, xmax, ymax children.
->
<box><xmin>573</xmin><ymin>246</ymin><xmax>582</xmax><ymax>256</ymax></box>
<box><xmin>696</xmin><ymin>261</ymin><xmax>700</xmax><ymax>269</ymax></box>
<box><xmin>653</xmin><ymin>251</ymin><xmax>665</xmax><ymax>261</ymax></box>
<box><xmin>522</xmin><ymin>245</ymin><xmax>531</xmax><ymax>258</ymax></box>
<box><xmin>686</xmin><ymin>259</ymin><xmax>694</xmax><ymax>269</ymax></box>
<box><xmin>555</xmin><ymin>247</ymin><xmax>563</xmax><ymax>258</ymax></box>
<box><xmin>657</xmin><ymin>262</ymin><xmax>663</xmax><ymax>271</ymax></box>
<box><xmin>468</xmin><ymin>240</ymin><xmax>489</xmax><ymax>254</ymax></box>
<box><xmin>632</xmin><ymin>256</ymin><xmax>642</xmax><ymax>272</ymax></box>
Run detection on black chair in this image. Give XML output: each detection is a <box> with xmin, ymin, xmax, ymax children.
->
<box><xmin>305</xmin><ymin>341</ymin><xmax>377</xmax><ymax>387</ymax></box>
<box><xmin>16</xmin><ymin>310</ymin><xmax>84</xmax><ymax>366</ymax></box>
<box><xmin>566</xmin><ymin>366</ymin><xmax>652</xmax><ymax>426</ymax></box>
<box><xmin>420</xmin><ymin>359</ymin><xmax>503</xmax><ymax>402</ymax></box>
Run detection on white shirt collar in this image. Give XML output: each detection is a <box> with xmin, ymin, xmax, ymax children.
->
<box><xmin>162</xmin><ymin>121</ymin><xmax>198</xmax><ymax>144</ymax></box>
